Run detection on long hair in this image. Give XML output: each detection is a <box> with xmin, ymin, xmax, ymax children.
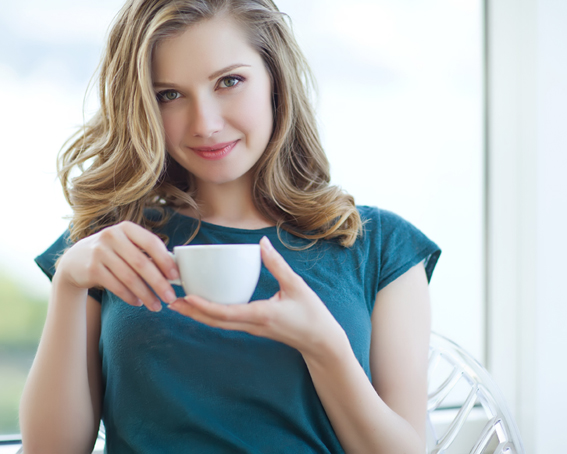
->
<box><xmin>58</xmin><ymin>0</ymin><xmax>362</xmax><ymax>247</ymax></box>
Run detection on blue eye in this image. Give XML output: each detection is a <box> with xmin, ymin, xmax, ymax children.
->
<box><xmin>157</xmin><ymin>90</ymin><xmax>181</xmax><ymax>103</ymax></box>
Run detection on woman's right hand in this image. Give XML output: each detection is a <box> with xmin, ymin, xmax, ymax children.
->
<box><xmin>56</xmin><ymin>221</ymin><xmax>179</xmax><ymax>311</ymax></box>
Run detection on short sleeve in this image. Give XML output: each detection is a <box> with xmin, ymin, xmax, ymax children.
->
<box><xmin>375</xmin><ymin>208</ymin><xmax>441</xmax><ymax>291</ymax></box>
<box><xmin>35</xmin><ymin>230</ymin><xmax>104</xmax><ymax>303</ymax></box>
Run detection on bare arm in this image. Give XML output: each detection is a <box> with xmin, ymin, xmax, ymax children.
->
<box><xmin>302</xmin><ymin>263</ymin><xmax>430</xmax><ymax>453</ymax></box>
<box><xmin>370</xmin><ymin>262</ymin><xmax>431</xmax><ymax>442</ymax></box>
<box><xmin>169</xmin><ymin>238</ymin><xmax>431</xmax><ymax>453</ymax></box>
<box><xmin>19</xmin><ymin>222</ymin><xmax>179</xmax><ymax>453</ymax></box>
<box><xmin>19</xmin><ymin>290</ymin><xmax>102</xmax><ymax>454</ymax></box>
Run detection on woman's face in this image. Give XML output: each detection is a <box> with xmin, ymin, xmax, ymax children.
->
<box><xmin>152</xmin><ymin>15</ymin><xmax>274</xmax><ymax>190</ymax></box>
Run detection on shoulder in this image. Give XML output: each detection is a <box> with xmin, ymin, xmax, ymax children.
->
<box><xmin>356</xmin><ymin>205</ymin><xmax>434</xmax><ymax>241</ymax></box>
<box><xmin>35</xmin><ymin>229</ymin><xmax>105</xmax><ymax>302</ymax></box>
<box><xmin>35</xmin><ymin>230</ymin><xmax>73</xmax><ymax>281</ymax></box>
<box><xmin>355</xmin><ymin>205</ymin><xmax>441</xmax><ymax>290</ymax></box>
<box><xmin>356</xmin><ymin>205</ymin><xmax>420</xmax><ymax>241</ymax></box>
<box><xmin>357</xmin><ymin>204</ymin><xmax>412</xmax><ymax>225</ymax></box>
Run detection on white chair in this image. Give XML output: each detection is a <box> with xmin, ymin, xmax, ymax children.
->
<box><xmin>427</xmin><ymin>332</ymin><xmax>525</xmax><ymax>454</ymax></box>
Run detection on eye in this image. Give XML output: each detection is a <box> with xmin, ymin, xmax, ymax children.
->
<box><xmin>156</xmin><ymin>90</ymin><xmax>181</xmax><ymax>103</ymax></box>
<box><xmin>218</xmin><ymin>75</ymin><xmax>243</xmax><ymax>89</ymax></box>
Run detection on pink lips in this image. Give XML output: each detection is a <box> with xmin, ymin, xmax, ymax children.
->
<box><xmin>189</xmin><ymin>140</ymin><xmax>239</xmax><ymax>161</ymax></box>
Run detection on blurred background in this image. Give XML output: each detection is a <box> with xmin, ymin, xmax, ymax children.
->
<box><xmin>0</xmin><ymin>0</ymin><xmax>484</xmax><ymax>439</ymax></box>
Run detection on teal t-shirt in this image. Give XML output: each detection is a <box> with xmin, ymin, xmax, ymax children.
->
<box><xmin>35</xmin><ymin>206</ymin><xmax>440</xmax><ymax>453</ymax></box>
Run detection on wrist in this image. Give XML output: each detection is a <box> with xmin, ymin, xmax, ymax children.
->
<box><xmin>300</xmin><ymin>324</ymin><xmax>352</xmax><ymax>367</ymax></box>
<box><xmin>51</xmin><ymin>271</ymin><xmax>90</xmax><ymax>304</ymax></box>
<box><xmin>53</xmin><ymin>250</ymin><xmax>91</xmax><ymax>291</ymax></box>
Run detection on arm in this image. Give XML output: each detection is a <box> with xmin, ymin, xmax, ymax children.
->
<box><xmin>19</xmin><ymin>291</ymin><xmax>102</xmax><ymax>454</ymax></box>
<box><xmin>370</xmin><ymin>261</ymin><xmax>431</xmax><ymax>443</ymax></box>
<box><xmin>169</xmin><ymin>237</ymin><xmax>431</xmax><ymax>453</ymax></box>
<box><xmin>19</xmin><ymin>222</ymin><xmax>179</xmax><ymax>453</ymax></box>
<box><xmin>303</xmin><ymin>263</ymin><xmax>430</xmax><ymax>453</ymax></box>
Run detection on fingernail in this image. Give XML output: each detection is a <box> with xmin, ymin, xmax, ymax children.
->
<box><xmin>152</xmin><ymin>300</ymin><xmax>162</xmax><ymax>312</ymax></box>
<box><xmin>135</xmin><ymin>299</ymin><xmax>144</xmax><ymax>307</ymax></box>
<box><xmin>261</xmin><ymin>236</ymin><xmax>274</xmax><ymax>251</ymax></box>
<box><xmin>165</xmin><ymin>290</ymin><xmax>176</xmax><ymax>303</ymax></box>
<box><xmin>170</xmin><ymin>268</ymin><xmax>179</xmax><ymax>280</ymax></box>
<box><xmin>168</xmin><ymin>302</ymin><xmax>179</xmax><ymax>311</ymax></box>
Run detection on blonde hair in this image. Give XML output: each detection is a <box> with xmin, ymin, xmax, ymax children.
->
<box><xmin>59</xmin><ymin>0</ymin><xmax>362</xmax><ymax>247</ymax></box>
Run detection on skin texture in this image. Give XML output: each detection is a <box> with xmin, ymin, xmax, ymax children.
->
<box><xmin>153</xmin><ymin>16</ymin><xmax>275</xmax><ymax>227</ymax></box>
<box><xmin>19</xmin><ymin>15</ymin><xmax>431</xmax><ymax>454</ymax></box>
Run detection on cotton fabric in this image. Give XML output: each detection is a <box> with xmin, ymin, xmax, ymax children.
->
<box><xmin>35</xmin><ymin>205</ymin><xmax>440</xmax><ymax>453</ymax></box>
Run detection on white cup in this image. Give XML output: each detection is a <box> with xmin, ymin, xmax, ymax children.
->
<box><xmin>169</xmin><ymin>244</ymin><xmax>261</xmax><ymax>305</ymax></box>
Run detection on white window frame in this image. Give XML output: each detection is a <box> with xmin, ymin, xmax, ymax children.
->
<box><xmin>486</xmin><ymin>0</ymin><xmax>567</xmax><ymax>452</ymax></box>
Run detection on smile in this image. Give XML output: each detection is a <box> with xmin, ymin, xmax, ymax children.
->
<box><xmin>189</xmin><ymin>140</ymin><xmax>239</xmax><ymax>161</ymax></box>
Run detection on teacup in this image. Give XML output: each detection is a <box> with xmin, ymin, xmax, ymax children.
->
<box><xmin>169</xmin><ymin>244</ymin><xmax>261</xmax><ymax>305</ymax></box>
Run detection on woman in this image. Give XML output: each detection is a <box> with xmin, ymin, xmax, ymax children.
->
<box><xmin>20</xmin><ymin>0</ymin><xmax>440</xmax><ymax>453</ymax></box>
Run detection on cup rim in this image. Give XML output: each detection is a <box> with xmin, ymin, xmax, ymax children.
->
<box><xmin>173</xmin><ymin>243</ymin><xmax>260</xmax><ymax>251</ymax></box>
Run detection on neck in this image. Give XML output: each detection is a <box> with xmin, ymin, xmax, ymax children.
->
<box><xmin>188</xmin><ymin>174</ymin><xmax>274</xmax><ymax>229</ymax></box>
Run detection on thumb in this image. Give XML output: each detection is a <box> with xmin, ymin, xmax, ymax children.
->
<box><xmin>260</xmin><ymin>236</ymin><xmax>302</xmax><ymax>290</ymax></box>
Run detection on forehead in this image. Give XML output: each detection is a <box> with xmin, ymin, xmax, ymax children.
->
<box><xmin>152</xmin><ymin>16</ymin><xmax>261</xmax><ymax>80</ymax></box>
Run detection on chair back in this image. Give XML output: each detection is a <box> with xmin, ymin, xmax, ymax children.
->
<box><xmin>427</xmin><ymin>332</ymin><xmax>525</xmax><ymax>454</ymax></box>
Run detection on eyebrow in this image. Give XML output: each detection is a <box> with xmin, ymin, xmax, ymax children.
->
<box><xmin>208</xmin><ymin>64</ymin><xmax>250</xmax><ymax>80</ymax></box>
<box><xmin>153</xmin><ymin>64</ymin><xmax>251</xmax><ymax>88</ymax></box>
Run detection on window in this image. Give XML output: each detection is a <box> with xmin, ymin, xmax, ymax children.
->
<box><xmin>281</xmin><ymin>0</ymin><xmax>485</xmax><ymax>359</ymax></box>
<box><xmin>0</xmin><ymin>1</ymin><xmax>125</xmax><ymax>438</ymax></box>
<box><xmin>0</xmin><ymin>0</ymin><xmax>483</xmax><ymax>440</ymax></box>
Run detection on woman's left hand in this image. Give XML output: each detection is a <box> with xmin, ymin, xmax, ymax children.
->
<box><xmin>168</xmin><ymin>237</ymin><xmax>346</xmax><ymax>356</ymax></box>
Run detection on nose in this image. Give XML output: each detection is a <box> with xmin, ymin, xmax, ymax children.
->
<box><xmin>187</xmin><ymin>96</ymin><xmax>223</xmax><ymax>139</ymax></box>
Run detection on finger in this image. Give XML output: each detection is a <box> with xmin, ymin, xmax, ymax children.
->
<box><xmin>120</xmin><ymin>221</ymin><xmax>179</xmax><ymax>281</ymax></box>
<box><xmin>260</xmin><ymin>236</ymin><xmax>302</xmax><ymax>290</ymax></box>
<box><xmin>182</xmin><ymin>295</ymin><xmax>270</xmax><ymax>324</ymax></box>
<box><xmin>168</xmin><ymin>298</ymin><xmax>264</xmax><ymax>333</ymax></box>
<box><xmin>103</xmin><ymin>226</ymin><xmax>177</xmax><ymax>304</ymax></box>
<box><xmin>97</xmin><ymin>265</ymin><xmax>141</xmax><ymax>307</ymax></box>
<box><xmin>101</xmin><ymin>249</ymin><xmax>163</xmax><ymax>311</ymax></box>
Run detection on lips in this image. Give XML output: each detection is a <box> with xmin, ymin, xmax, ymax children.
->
<box><xmin>189</xmin><ymin>140</ymin><xmax>239</xmax><ymax>161</ymax></box>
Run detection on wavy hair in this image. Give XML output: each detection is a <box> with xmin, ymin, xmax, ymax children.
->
<box><xmin>58</xmin><ymin>0</ymin><xmax>362</xmax><ymax>247</ymax></box>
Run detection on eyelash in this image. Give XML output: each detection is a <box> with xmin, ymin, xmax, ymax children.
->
<box><xmin>217</xmin><ymin>74</ymin><xmax>244</xmax><ymax>89</ymax></box>
<box><xmin>156</xmin><ymin>75</ymin><xmax>245</xmax><ymax>103</ymax></box>
<box><xmin>156</xmin><ymin>90</ymin><xmax>181</xmax><ymax>103</ymax></box>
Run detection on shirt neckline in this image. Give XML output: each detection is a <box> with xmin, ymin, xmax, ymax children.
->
<box><xmin>169</xmin><ymin>208</ymin><xmax>278</xmax><ymax>235</ymax></box>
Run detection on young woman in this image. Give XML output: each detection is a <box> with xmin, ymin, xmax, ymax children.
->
<box><xmin>20</xmin><ymin>1</ymin><xmax>440</xmax><ymax>453</ymax></box>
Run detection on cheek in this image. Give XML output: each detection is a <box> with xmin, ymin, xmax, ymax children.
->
<box><xmin>230</xmin><ymin>84</ymin><xmax>273</xmax><ymax>141</ymax></box>
<box><xmin>160</xmin><ymin>110</ymin><xmax>184</xmax><ymax>145</ymax></box>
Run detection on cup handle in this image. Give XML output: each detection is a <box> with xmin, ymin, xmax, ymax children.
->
<box><xmin>168</xmin><ymin>251</ymin><xmax>182</xmax><ymax>286</ymax></box>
